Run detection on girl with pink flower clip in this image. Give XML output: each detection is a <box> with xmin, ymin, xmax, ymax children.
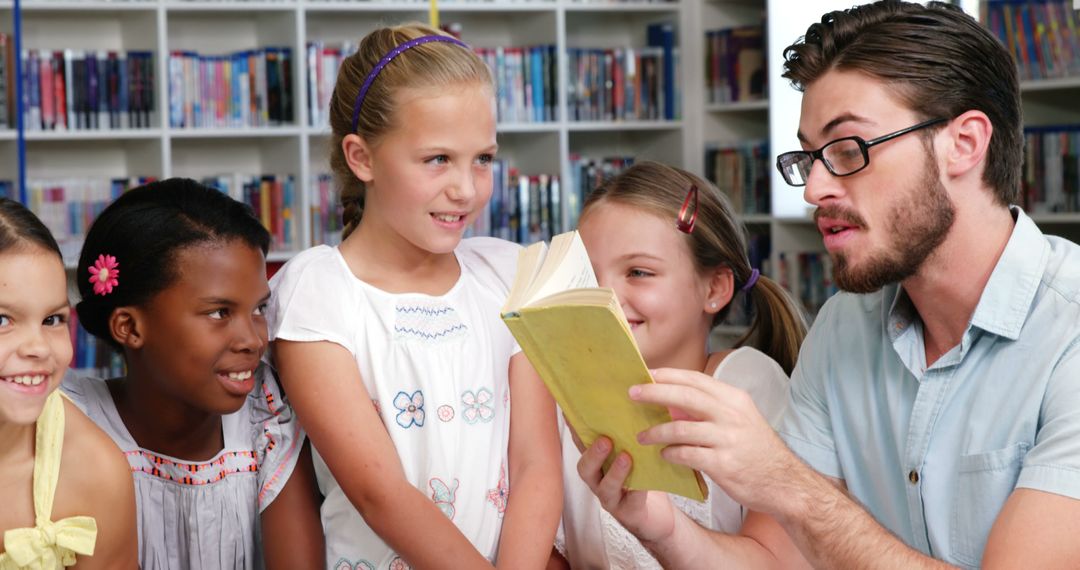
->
<box><xmin>0</xmin><ymin>198</ymin><xmax>138</xmax><ymax>570</ymax></box>
<box><xmin>62</xmin><ymin>179</ymin><xmax>324</xmax><ymax>570</ymax></box>
<box><xmin>267</xmin><ymin>23</ymin><xmax>562</xmax><ymax>570</ymax></box>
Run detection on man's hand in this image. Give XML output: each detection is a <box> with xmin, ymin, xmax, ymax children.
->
<box><xmin>631</xmin><ymin>367</ymin><xmax>801</xmax><ymax>514</ymax></box>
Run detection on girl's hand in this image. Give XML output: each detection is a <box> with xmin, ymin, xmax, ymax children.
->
<box><xmin>575</xmin><ymin>436</ymin><xmax>676</xmax><ymax>544</ymax></box>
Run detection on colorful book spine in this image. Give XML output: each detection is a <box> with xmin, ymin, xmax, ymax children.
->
<box><xmin>704</xmin><ymin>140</ymin><xmax>770</xmax><ymax>215</ymax></box>
<box><xmin>984</xmin><ymin>0</ymin><xmax>1080</xmax><ymax>81</ymax></box>
<box><xmin>168</xmin><ymin>48</ymin><xmax>293</xmax><ymax>129</ymax></box>
<box><xmin>198</xmin><ymin>174</ymin><xmax>297</xmax><ymax>251</ymax></box>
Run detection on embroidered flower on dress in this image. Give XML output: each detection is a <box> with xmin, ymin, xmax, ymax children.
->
<box><xmin>87</xmin><ymin>254</ymin><xmax>119</xmax><ymax>296</ymax></box>
<box><xmin>393</xmin><ymin>390</ymin><xmax>425</xmax><ymax>428</ymax></box>
<box><xmin>487</xmin><ymin>462</ymin><xmax>509</xmax><ymax>514</ymax></box>
<box><xmin>461</xmin><ymin>388</ymin><xmax>495</xmax><ymax>424</ymax></box>
<box><xmin>389</xmin><ymin>557</ymin><xmax>412</xmax><ymax>570</ymax></box>
<box><xmin>333</xmin><ymin>560</ymin><xmax>375</xmax><ymax>570</ymax></box>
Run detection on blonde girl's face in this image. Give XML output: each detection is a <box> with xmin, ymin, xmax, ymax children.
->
<box><xmin>364</xmin><ymin>82</ymin><xmax>498</xmax><ymax>255</ymax></box>
<box><xmin>578</xmin><ymin>202</ymin><xmax>714</xmax><ymax>369</ymax></box>
<box><xmin>0</xmin><ymin>248</ymin><xmax>73</xmax><ymax>426</ymax></box>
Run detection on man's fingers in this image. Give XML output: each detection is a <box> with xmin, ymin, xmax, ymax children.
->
<box><xmin>637</xmin><ymin>419</ymin><xmax>718</xmax><ymax>448</ymax></box>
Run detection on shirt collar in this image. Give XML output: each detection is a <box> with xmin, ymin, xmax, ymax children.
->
<box><xmin>967</xmin><ymin>207</ymin><xmax>1048</xmax><ymax>340</ymax></box>
<box><xmin>885</xmin><ymin>207</ymin><xmax>1048</xmax><ymax>342</ymax></box>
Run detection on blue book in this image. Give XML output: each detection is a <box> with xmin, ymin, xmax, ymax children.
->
<box><xmin>531</xmin><ymin>47</ymin><xmax>543</xmax><ymax>123</ymax></box>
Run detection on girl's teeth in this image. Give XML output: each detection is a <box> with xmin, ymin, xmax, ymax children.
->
<box><xmin>434</xmin><ymin>214</ymin><xmax>461</xmax><ymax>222</ymax></box>
<box><xmin>226</xmin><ymin>370</ymin><xmax>253</xmax><ymax>381</ymax></box>
<box><xmin>4</xmin><ymin>375</ymin><xmax>46</xmax><ymax>386</ymax></box>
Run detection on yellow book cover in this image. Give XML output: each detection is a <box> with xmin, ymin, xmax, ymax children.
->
<box><xmin>501</xmin><ymin>231</ymin><xmax>708</xmax><ymax>501</ymax></box>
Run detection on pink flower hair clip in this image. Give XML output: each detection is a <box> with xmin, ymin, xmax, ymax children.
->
<box><xmin>88</xmin><ymin>254</ymin><xmax>120</xmax><ymax>296</ymax></box>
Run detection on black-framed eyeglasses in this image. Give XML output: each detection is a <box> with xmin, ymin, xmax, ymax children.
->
<box><xmin>775</xmin><ymin>118</ymin><xmax>947</xmax><ymax>187</ymax></box>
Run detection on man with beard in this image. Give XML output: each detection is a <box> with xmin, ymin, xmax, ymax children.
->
<box><xmin>574</xmin><ymin>1</ymin><xmax>1080</xmax><ymax>568</ymax></box>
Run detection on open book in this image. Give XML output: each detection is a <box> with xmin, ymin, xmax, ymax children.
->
<box><xmin>501</xmin><ymin>231</ymin><xmax>708</xmax><ymax>501</ymax></box>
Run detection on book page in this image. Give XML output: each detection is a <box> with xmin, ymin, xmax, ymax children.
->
<box><xmin>525</xmin><ymin>231</ymin><xmax>598</xmax><ymax>306</ymax></box>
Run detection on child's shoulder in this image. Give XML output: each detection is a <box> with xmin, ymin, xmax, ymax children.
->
<box><xmin>52</xmin><ymin>396</ymin><xmax>133</xmax><ymax>521</ymax></box>
<box><xmin>457</xmin><ymin>237</ymin><xmax>524</xmax><ymax>290</ymax></box>
<box><xmin>270</xmin><ymin>245</ymin><xmax>354</xmax><ymax>298</ymax></box>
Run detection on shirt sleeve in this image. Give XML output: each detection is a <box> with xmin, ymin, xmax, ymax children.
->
<box><xmin>267</xmin><ymin>247</ymin><xmax>356</xmax><ymax>354</ymax></box>
<box><xmin>251</xmin><ymin>363</ymin><xmax>306</xmax><ymax>512</ymax></box>
<box><xmin>459</xmin><ymin>237</ymin><xmax>524</xmax><ymax>356</ymax></box>
<box><xmin>1015</xmin><ymin>337</ymin><xmax>1080</xmax><ymax>499</ymax></box>
<box><xmin>778</xmin><ymin>297</ymin><xmax>844</xmax><ymax>480</ymax></box>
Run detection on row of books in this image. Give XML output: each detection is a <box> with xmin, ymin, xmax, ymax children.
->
<box><xmin>775</xmin><ymin>251</ymin><xmax>838</xmax><ymax>319</ymax></box>
<box><xmin>565</xmin><ymin>154</ymin><xmax>635</xmax><ymax>229</ymax></box>
<box><xmin>1021</xmin><ymin>125</ymin><xmax>1080</xmax><ymax>214</ymax></box>
<box><xmin>309</xmin><ymin>173</ymin><xmax>344</xmax><ymax>247</ymax></box>
<box><xmin>477</xmin><ymin>45</ymin><xmax>559</xmax><ymax>124</ymax></box>
<box><xmin>27</xmin><ymin>177</ymin><xmax>156</xmax><ymax>265</ymax></box>
<box><xmin>705</xmin><ymin>25</ymin><xmax>766</xmax><ymax>104</ymax></box>
<box><xmin>70</xmin><ymin>311</ymin><xmax>125</xmax><ymax>380</ymax></box>
<box><xmin>470</xmin><ymin>161</ymin><xmax>563</xmax><ymax>244</ymax></box>
<box><xmin>198</xmin><ymin>174</ymin><xmax>298</xmax><ymax>251</ymax></box>
<box><xmin>1</xmin><ymin>35</ymin><xmax>13</xmax><ymax>129</ymax></box>
<box><xmin>985</xmin><ymin>0</ymin><xmax>1080</xmax><ymax>81</ymax></box>
<box><xmin>20</xmin><ymin>50</ymin><xmax>156</xmax><ymax>132</ymax></box>
<box><xmin>705</xmin><ymin>140</ymin><xmax>770</xmax><ymax>216</ymax></box>
<box><xmin>566</xmin><ymin>46</ymin><xmax>678</xmax><ymax>122</ymax></box>
<box><xmin>168</xmin><ymin>48</ymin><xmax>295</xmax><ymax>129</ymax></box>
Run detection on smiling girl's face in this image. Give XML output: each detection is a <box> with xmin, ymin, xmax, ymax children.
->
<box><xmin>0</xmin><ymin>248</ymin><xmax>72</xmax><ymax>426</ymax></box>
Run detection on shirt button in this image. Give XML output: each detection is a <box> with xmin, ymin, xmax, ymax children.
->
<box><xmin>908</xmin><ymin>469</ymin><xmax>920</xmax><ymax>484</ymax></box>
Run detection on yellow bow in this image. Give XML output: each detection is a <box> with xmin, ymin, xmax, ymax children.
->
<box><xmin>2</xmin><ymin>515</ymin><xmax>96</xmax><ymax>569</ymax></box>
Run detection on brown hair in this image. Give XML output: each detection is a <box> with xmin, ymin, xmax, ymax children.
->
<box><xmin>782</xmin><ymin>0</ymin><xmax>1022</xmax><ymax>205</ymax></box>
<box><xmin>329</xmin><ymin>24</ymin><xmax>494</xmax><ymax>239</ymax></box>
<box><xmin>580</xmin><ymin>161</ymin><xmax>807</xmax><ymax>375</ymax></box>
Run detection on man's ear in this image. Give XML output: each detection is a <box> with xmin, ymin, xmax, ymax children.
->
<box><xmin>342</xmin><ymin>134</ymin><xmax>375</xmax><ymax>183</ymax></box>
<box><xmin>943</xmin><ymin>110</ymin><xmax>992</xmax><ymax>179</ymax></box>
<box><xmin>705</xmin><ymin>266</ymin><xmax>735</xmax><ymax>315</ymax></box>
<box><xmin>109</xmin><ymin>307</ymin><xmax>145</xmax><ymax>349</ymax></box>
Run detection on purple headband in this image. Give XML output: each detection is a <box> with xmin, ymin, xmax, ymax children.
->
<box><xmin>740</xmin><ymin>268</ymin><xmax>760</xmax><ymax>292</ymax></box>
<box><xmin>350</xmin><ymin>35</ymin><xmax>471</xmax><ymax>133</ymax></box>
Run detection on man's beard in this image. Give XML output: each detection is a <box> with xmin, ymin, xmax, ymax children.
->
<box><xmin>825</xmin><ymin>155</ymin><xmax>956</xmax><ymax>294</ymax></box>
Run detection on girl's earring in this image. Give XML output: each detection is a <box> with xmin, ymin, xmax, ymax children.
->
<box><xmin>710</xmin><ymin>302</ymin><xmax>718</xmax><ymax>309</ymax></box>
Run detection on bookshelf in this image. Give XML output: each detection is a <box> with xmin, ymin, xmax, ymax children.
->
<box><xmin>7</xmin><ymin>0</ymin><xmax>688</xmax><ymax>267</ymax></box>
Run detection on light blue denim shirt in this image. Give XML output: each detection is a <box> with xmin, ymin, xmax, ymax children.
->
<box><xmin>779</xmin><ymin>208</ymin><xmax>1080</xmax><ymax>568</ymax></box>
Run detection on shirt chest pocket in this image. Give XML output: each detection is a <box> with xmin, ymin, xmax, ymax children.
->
<box><xmin>949</xmin><ymin>442</ymin><xmax>1030</xmax><ymax>568</ymax></box>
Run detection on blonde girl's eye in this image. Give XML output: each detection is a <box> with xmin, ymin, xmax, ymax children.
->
<box><xmin>628</xmin><ymin>268</ymin><xmax>654</xmax><ymax>278</ymax></box>
<box><xmin>0</xmin><ymin>315</ymin><xmax>10</xmax><ymax>328</ymax></box>
<box><xmin>427</xmin><ymin>155</ymin><xmax>450</xmax><ymax>166</ymax></box>
<box><xmin>476</xmin><ymin>154</ymin><xmax>494</xmax><ymax>167</ymax></box>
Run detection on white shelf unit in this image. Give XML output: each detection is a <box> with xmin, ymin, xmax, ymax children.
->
<box><xmin>11</xmin><ymin>0</ymin><xmax>688</xmax><ymax>259</ymax></box>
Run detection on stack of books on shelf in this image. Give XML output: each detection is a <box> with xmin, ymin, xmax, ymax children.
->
<box><xmin>199</xmin><ymin>174</ymin><xmax>297</xmax><ymax>252</ymax></box>
<box><xmin>476</xmin><ymin>45</ymin><xmax>558</xmax><ymax>124</ymax></box>
<box><xmin>467</xmin><ymin>160</ymin><xmax>562</xmax><ymax>244</ymax></box>
<box><xmin>705</xmin><ymin>24</ymin><xmax>766</xmax><ymax>104</ymax></box>
<box><xmin>26</xmin><ymin>177</ymin><xmax>156</xmax><ymax>265</ymax></box>
<box><xmin>775</xmin><ymin>252</ymin><xmax>838</xmax><ymax>319</ymax></box>
<box><xmin>1</xmin><ymin>34</ymin><xmax>13</xmax><ymax>130</ymax></box>
<box><xmin>0</xmin><ymin>181</ymin><xmax>13</xmax><ymax>199</ymax></box>
<box><xmin>1021</xmin><ymin>125</ymin><xmax>1080</xmax><ymax>214</ymax></box>
<box><xmin>568</xmin><ymin>22</ymin><xmax>680</xmax><ymax>122</ymax></box>
<box><xmin>705</xmin><ymin>141</ymin><xmax>770</xmax><ymax>216</ymax></box>
<box><xmin>309</xmin><ymin>173</ymin><xmax>344</xmax><ymax>247</ymax></box>
<box><xmin>20</xmin><ymin>50</ymin><xmax>156</xmax><ymax>131</ymax></box>
<box><xmin>984</xmin><ymin>0</ymin><xmax>1080</xmax><ymax>81</ymax></box>
<box><xmin>565</xmin><ymin>154</ymin><xmax>634</xmax><ymax>228</ymax></box>
<box><xmin>70</xmin><ymin>312</ymin><xmax>125</xmax><ymax>380</ymax></box>
<box><xmin>168</xmin><ymin>48</ymin><xmax>294</xmax><ymax>129</ymax></box>
<box><xmin>306</xmin><ymin>42</ymin><xmax>357</xmax><ymax>130</ymax></box>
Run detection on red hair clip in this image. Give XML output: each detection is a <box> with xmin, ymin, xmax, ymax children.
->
<box><xmin>676</xmin><ymin>185</ymin><xmax>698</xmax><ymax>234</ymax></box>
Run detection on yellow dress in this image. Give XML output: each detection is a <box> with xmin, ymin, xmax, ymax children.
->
<box><xmin>0</xmin><ymin>391</ymin><xmax>97</xmax><ymax>570</ymax></box>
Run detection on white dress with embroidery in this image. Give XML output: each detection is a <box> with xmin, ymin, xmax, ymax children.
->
<box><xmin>60</xmin><ymin>366</ymin><xmax>304</xmax><ymax>570</ymax></box>
<box><xmin>267</xmin><ymin>238</ymin><xmax>521</xmax><ymax>570</ymax></box>
<box><xmin>557</xmin><ymin>346</ymin><xmax>791</xmax><ymax>569</ymax></box>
